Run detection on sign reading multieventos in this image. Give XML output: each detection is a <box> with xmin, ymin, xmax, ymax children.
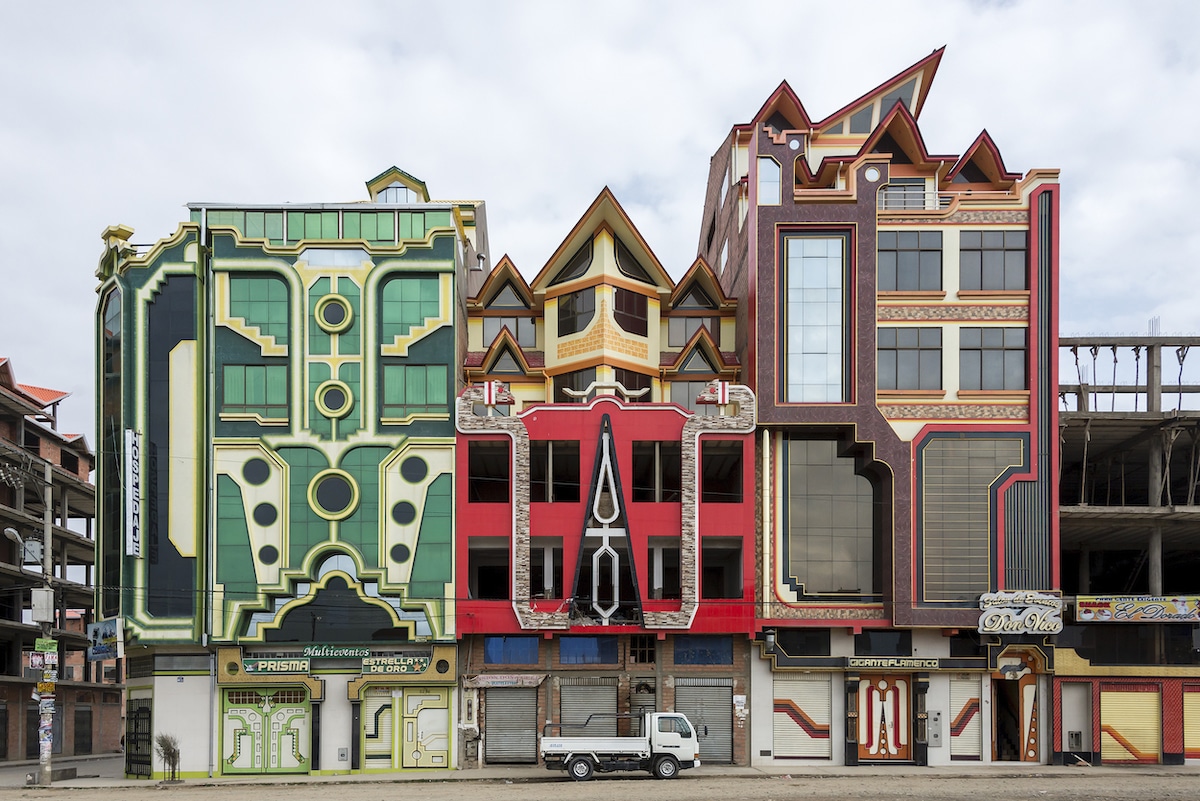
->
<box><xmin>1076</xmin><ymin>595</ymin><xmax>1200</xmax><ymax>623</ymax></box>
<box><xmin>978</xmin><ymin>591</ymin><xmax>1063</xmax><ymax>635</ymax></box>
<box><xmin>302</xmin><ymin>645</ymin><xmax>371</xmax><ymax>658</ymax></box>
<box><xmin>125</xmin><ymin>429</ymin><xmax>142</xmax><ymax>557</ymax></box>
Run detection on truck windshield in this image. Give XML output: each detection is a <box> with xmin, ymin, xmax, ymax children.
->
<box><xmin>658</xmin><ymin>716</ymin><xmax>693</xmax><ymax>738</ymax></box>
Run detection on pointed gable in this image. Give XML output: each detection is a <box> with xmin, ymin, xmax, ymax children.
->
<box><xmin>750</xmin><ymin>81</ymin><xmax>813</xmax><ymax>138</ymax></box>
<box><xmin>472</xmin><ymin>255</ymin><xmax>534</xmax><ymax>309</ymax></box>
<box><xmin>669</xmin><ymin>258</ymin><xmax>732</xmax><ymax>310</ymax></box>
<box><xmin>530</xmin><ymin>188</ymin><xmax>673</xmax><ymax>295</ymax></box>
<box><xmin>944</xmin><ymin>130</ymin><xmax>1021</xmax><ymax>189</ymax></box>
<box><xmin>859</xmin><ymin>102</ymin><xmax>956</xmax><ymax>170</ymax></box>
<box><xmin>813</xmin><ymin>48</ymin><xmax>945</xmax><ymax>137</ymax></box>
<box><xmin>364</xmin><ymin>166</ymin><xmax>430</xmax><ymax>203</ymax></box>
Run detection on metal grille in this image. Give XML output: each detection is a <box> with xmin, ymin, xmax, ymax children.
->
<box><xmin>126</xmin><ymin>699</ymin><xmax>153</xmax><ymax>778</ymax></box>
<box><xmin>675</xmin><ymin>681</ymin><xmax>733</xmax><ymax>764</ymax></box>
<box><xmin>483</xmin><ymin>687</ymin><xmax>537</xmax><ymax>764</ymax></box>
<box><xmin>772</xmin><ymin>675</ymin><xmax>831</xmax><ymax>758</ymax></box>
<box><xmin>74</xmin><ymin>708</ymin><xmax>93</xmax><ymax>755</ymax></box>
<box><xmin>949</xmin><ymin>676</ymin><xmax>981</xmax><ymax>760</ymax></box>
<box><xmin>560</xmin><ymin>683</ymin><xmax>617</xmax><ymax>735</ymax></box>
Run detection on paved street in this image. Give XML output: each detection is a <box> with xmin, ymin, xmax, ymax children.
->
<box><xmin>0</xmin><ymin>756</ymin><xmax>1198</xmax><ymax>800</ymax></box>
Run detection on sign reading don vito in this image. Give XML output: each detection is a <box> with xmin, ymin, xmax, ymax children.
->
<box><xmin>978</xmin><ymin>591</ymin><xmax>1063</xmax><ymax>635</ymax></box>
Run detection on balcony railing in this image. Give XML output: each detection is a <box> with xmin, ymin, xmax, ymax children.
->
<box><xmin>877</xmin><ymin>186</ymin><xmax>951</xmax><ymax>211</ymax></box>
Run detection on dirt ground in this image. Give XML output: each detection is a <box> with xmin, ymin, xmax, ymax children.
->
<box><xmin>1</xmin><ymin>773</ymin><xmax>1197</xmax><ymax>801</ymax></box>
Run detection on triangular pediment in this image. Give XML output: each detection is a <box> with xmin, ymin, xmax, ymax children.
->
<box><xmin>477</xmin><ymin>329</ymin><xmax>536</xmax><ymax>377</ymax></box>
<box><xmin>364</xmin><ymin>166</ymin><xmax>430</xmax><ymax>203</ymax></box>
<box><xmin>531</xmin><ymin>188</ymin><xmax>673</xmax><ymax>294</ymax></box>
<box><xmin>859</xmin><ymin>103</ymin><xmax>955</xmax><ymax>170</ymax></box>
<box><xmin>944</xmin><ymin>130</ymin><xmax>1020</xmax><ymax>189</ymax></box>
<box><xmin>471</xmin><ymin>255</ymin><xmax>535</xmax><ymax>310</ymax></box>
<box><xmin>669</xmin><ymin>258</ymin><xmax>732</xmax><ymax>310</ymax></box>
<box><xmin>813</xmin><ymin>48</ymin><xmax>945</xmax><ymax>137</ymax></box>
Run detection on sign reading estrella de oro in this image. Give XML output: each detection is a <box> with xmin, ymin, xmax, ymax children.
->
<box><xmin>362</xmin><ymin>656</ymin><xmax>431</xmax><ymax>674</ymax></box>
<box><xmin>977</xmin><ymin>591</ymin><xmax>1063</xmax><ymax>635</ymax></box>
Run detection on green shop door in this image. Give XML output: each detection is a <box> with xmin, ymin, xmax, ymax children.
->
<box><xmin>222</xmin><ymin>688</ymin><xmax>311</xmax><ymax>774</ymax></box>
<box><xmin>362</xmin><ymin>686</ymin><xmax>450</xmax><ymax>769</ymax></box>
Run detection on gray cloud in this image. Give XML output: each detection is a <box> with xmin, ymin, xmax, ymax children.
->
<box><xmin>2</xmin><ymin>0</ymin><xmax>1196</xmax><ymax>441</ymax></box>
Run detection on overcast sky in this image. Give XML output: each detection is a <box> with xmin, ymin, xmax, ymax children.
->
<box><xmin>2</xmin><ymin>0</ymin><xmax>1197</xmax><ymax>441</ymax></box>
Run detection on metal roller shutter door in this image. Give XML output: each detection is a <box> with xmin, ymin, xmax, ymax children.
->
<box><xmin>483</xmin><ymin>687</ymin><xmax>538</xmax><ymax>764</ymax></box>
<box><xmin>1100</xmin><ymin>688</ymin><xmax>1161</xmax><ymax>764</ymax></box>
<box><xmin>772</xmin><ymin>675</ymin><xmax>831</xmax><ymax>758</ymax></box>
<box><xmin>676</xmin><ymin>681</ymin><xmax>733</xmax><ymax>764</ymax></box>
<box><xmin>1185</xmin><ymin>688</ymin><xmax>1200</xmax><ymax>760</ymax></box>
<box><xmin>560</xmin><ymin>683</ymin><xmax>618</xmax><ymax>735</ymax></box>
<box><xmin>949</xmin><ymin>676</ymin><xmax>981</xmax><ymax>760</ymax></box>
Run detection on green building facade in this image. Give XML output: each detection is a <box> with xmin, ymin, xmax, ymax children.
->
<box><xmin>95</xmin><ymin>168</ymin><xmax>487</xmax><ymax>778</ymax></box>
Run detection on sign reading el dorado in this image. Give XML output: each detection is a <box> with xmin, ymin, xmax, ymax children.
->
<box><xmin>978</xmin><ymin>591</ymin><xmax>1063</xmax><ymax>635</ymax></box>
<box><xmin>1076</xmin><ymin>595</ymin><xmax>1200</xmax><ymax>623</ymax></box>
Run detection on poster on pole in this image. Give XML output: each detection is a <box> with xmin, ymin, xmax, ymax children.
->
<box><xmin>87</xmin><ymin>618</ymin><xmax>124</xmax><ymax>660</ymax></box>
<box><xmin>125</xmin><ymin>429</ymin><xmax>141</xmax><ymax>557</ymax></box>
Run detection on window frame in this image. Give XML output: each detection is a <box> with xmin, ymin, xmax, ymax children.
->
<box><xmin>632</xmin><ymin>441</ymin><xmax>682</xmax><ymax>503</ymax></box>
<box><xmin>959</xmin><ymin>230</ymin><xmax>1028</xmax><ymax>292</ymax></box>
<box><xmin>878</xmin><ymin>230</ymin><xmax>942</xmax><ymax>292</ymax></box>
<box><xmin>467</xmin><ymin>440</ymin><xmax>511</xmax><ymax>503</ymax></box>
<box><xmin>959</xmin><ymin>327</ymin><xmax>1027</xmax><ymax>391</ymax></box>
<box><xmin>557</xmin><ymin>288</ymin><xmax>596</xmax><ymax>336</ymax></box>
<box><xmin>530</xmin><ymin>441</ymin><xmax>581</xmax><ymax>503</ymax></box>
<box><xmin>877</xmin><ymin>327</ymin><xmax>942</xmax><ymax>391</ymax></box>
<box><xmin>780</xmin><ymin>231</ymin><xmax>851</xmax><ymax>404</ymax></box>
<box><xmin>613</xmin><ymin>287</ymin><xmax>649</xmax><ymax>336</ymax></box>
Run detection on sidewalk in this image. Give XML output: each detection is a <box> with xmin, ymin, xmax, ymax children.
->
<box><xmin>5</xmin><ymin>753</ymin><xmax>1200</xmax><ymax>790</ymax></box>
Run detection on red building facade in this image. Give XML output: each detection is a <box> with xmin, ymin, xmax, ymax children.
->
<box><xmin>454</xmin><ymin>191</ymin><xmax>757</xmax><ymax>767</ymax></box>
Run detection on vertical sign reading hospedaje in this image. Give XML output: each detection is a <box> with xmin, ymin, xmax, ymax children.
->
<box><xmin>125</xmin><ymin>429</ymin><xmax>141</xmax><ymax>557</ymax></box>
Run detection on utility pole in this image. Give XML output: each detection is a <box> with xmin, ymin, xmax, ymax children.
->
<box><xmin>30</xmin><ymin>462</ymin><xmax>55</xmax><ymax>786</ymax></box>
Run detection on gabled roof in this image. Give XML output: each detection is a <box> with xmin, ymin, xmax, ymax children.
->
<box><xmin>466</xmin><ymin>328</ymin><xmax>544</xmax><ymax>375</ymax></box>
<box><xmin>530</xmin><ymin>187</ymin><xmax>674</xmax><ymax>293</ymax></box>
<box><xmin>669</xmin><ymin>257</ymin><xmax>734</xmax><ymax>309</ymax></box>
<box><xmin>364</xmin><ymin>166</ymin><xmax>430</xmax><ymax>202</ymax></box>
<box><xmin>943</xmin><ymin>129</ymin><xmax>1021</xmax><ymax>188</ymax></box>
<box><xmin>660</xmin><ymin>327</ymin><xmax>739</xmax><ymax>374</ymax></box>
<box><xmin>857</xmin><ymin>101</ymin><xmax>957</xmax><ymax>170</ymax></box>
<box><xmin>470</xmin><ymin>255</ymin><xmax>535</xmax><ymax>309</ymax></box>
<box><xmin>19</xmin><ymin>383</ymin><xmax>70</xmax><ymax>406</ymax></box>
<box><xmin>0</xmin><ymin>357</ymin><xmax>68</xmax><ymax>413</ymax></box>
<box><xmin>814</xmin><ymin>48</ymin><xmax>945</xmax><ymax>131</ymax></box>
<box><xmin>749</xmin><ymin>81</ymin><xmax>814</xmax><ymax>134</ymax></box>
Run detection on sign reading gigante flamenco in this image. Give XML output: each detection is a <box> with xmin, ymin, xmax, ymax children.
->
<box><xmin>977</xmin><ymin>591</ymin><xmax>1063</xmax><ymax>635</ymax></box>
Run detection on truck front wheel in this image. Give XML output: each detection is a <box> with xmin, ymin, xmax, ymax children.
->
<box><xmin>568</xmin><ymin>756</ymin><xmax>594</xmax><ymax>781</ymax></box>
<box><xmin>653</xmin><ymin>756</ymin><xmax>679</xmax><ymax>779</ymax></box>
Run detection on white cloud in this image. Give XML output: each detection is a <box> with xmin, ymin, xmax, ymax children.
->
<box><xmin>1</xmin><ymin>0</ymin><xmax>1197</xmax><ymax>439</ymax></box>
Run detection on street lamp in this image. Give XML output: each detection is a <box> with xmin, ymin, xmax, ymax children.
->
<box><xmin>4</xmin><ymin>526</ymin><xmax>43</xmax><ymax>566</ymax></box>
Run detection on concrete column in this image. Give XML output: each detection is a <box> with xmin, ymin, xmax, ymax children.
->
<box><xmin>1148</xmin><ymin>526</ymin><xmax>1163</xmax><ymax>596</ymax></box>
<box><xmin>1147</xmin><ymin>345</ymin><xmax>1162</xmax><ymax>413</ymax></box>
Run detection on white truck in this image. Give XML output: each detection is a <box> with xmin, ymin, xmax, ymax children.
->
<box><xmin>539</xmin><ymin>711</ymin><xmax>700</xmax><ymax>781</ymax></box>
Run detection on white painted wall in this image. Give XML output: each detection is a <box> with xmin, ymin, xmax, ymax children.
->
<box><xmin>321</xmin><ymin>675</ymin><xmax>353</xmax><ymax>773</ymax></box>
<box><xmin>154</xmin><ymin>673</ymin><xmax>213</xmax><ymax>776</ymax></box>
<box><xmin>1060</xmin><ymin>681</ymin><xmax>1092</xmax><ymax>753</ymax></box>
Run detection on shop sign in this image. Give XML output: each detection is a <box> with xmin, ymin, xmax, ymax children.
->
<box><xmin>34</xmin><ymin>638</ymin><xmax>57</xmax><ymax>653</ymax></box>
<box><xmin>362</xmin><ymin>656</ymin><xmax>431</xmax><ymax>675</ymax></box>
<box><xmin>37</xmin><ymin>682</ymin><xmax>55</xmax><ymax>694</ymax></box>
<box><xmin>847</xmin><ymin>657</ymin><xmax>941</xmax><ymax>669</ymax></box>
<box><xmin>1076</xmin><ymin>595</ymin><xmax>1200</xmax><ymax>623</ymax></box>
<box><xmin>463</xmin><ymin>673</ymin><xmax>547</xmax><ymax>688</ymax></box>
<box><xmin>87</xmin><ymin>617</ymin><xmax>124</xmax><ymax>661</ymax></box>
<box><xmin>978</xmin><ymin>591</ymin><xmax>1063</xmax><ymax>635</ymax></box>
<box><xmin>243</xmin><ymin>658</ymin><xmax>310</xmax><ymax>674</ymax></box>
<box><xmin>302</xmin><ymin>645</ymin><xmax>371</xmax><ymax>659</ymax></box>
<box><xmin>125</xmin><ymin>429</ymin><xmax>142</xmax><ymax>557</ymax></box>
